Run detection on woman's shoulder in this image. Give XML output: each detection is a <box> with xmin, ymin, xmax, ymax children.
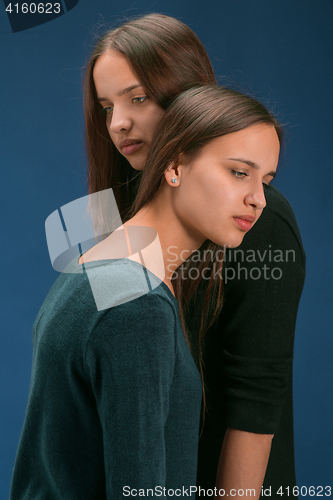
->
<box><xmin>94</xmin><ymin>258</ymin><xmax>179</xmax><ymax>327</ymax></box>
<box><xmin>41</xmin><ymin>256</ymin><xmax>176</xmax><ymax>316</ymax></box>
<box><xmin>81</xmin><ymin>257</ymin><xmax>175</xmax><ymax>312</ymax></box>
<box><xmin>84</xmin><ymin>261</ymin><xmax>180</xmax><ymax>361</ymax></box>
<box><xmin>264</xmin><ymin>184</ymin><xmax>301</xmax><ymax>232</ymax></box>
<box><xmin>34</xmin><ymin>257</ymin><xmax>179</xmax><ymax>355</ymax></box>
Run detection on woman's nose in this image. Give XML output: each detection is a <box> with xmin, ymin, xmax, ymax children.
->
<box><xmin>109</xmin><ymin>106</ymin><xmax>133</xmax><ymax>134</ymax></box>
<box><xmin>245</xmin><ymin>183</ymin><xmax>267</xmax><ymax>210</ymax></box>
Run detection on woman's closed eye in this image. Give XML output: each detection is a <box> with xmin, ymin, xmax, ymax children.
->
<box><xmin>231</xmin><ymin>170</ymin><xmax>248</xmax><ymax>179</ymax></box>
<box><xmin>230</xmin><ymin>169</ymin><xmax>274</xmax><ymax>189</ymax></box>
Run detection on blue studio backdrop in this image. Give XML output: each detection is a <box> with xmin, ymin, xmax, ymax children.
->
<box><xmin>1</xmin><ymin>0</ymin><xmax>332</xmax><ymax>497</ymax></box>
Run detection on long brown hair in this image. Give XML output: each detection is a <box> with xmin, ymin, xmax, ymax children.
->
<box><xmin>83</xmin><ymin>13</ymin><xmax>216</xmax><ymax>218</ymax></box>
<box><xmin>132</xmin><ymin>85</ymin><xmax>282</xmax><ymax>404</ymax></box>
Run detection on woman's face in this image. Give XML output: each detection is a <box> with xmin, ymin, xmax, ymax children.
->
<box><xmin>166</xmin><ymin>123</ymin><xmax>280</xmax><ymax>249</ymax></box>
<box><xmin>93</xmin><ymin>50</ymin><xmax>166</xmax><ymax>171</ymax></box>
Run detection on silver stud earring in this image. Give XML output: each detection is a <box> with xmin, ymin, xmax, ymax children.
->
<box><xmin>171</xmin><ymin>178</ymin><xmax>177</xmax><ymax>184</ymax></box>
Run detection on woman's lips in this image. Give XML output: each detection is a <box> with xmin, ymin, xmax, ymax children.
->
<box><xmin>233</xmin><ymin>217</ymin><xmax>255</xmax><ymax>231</ymax></box>
<box><xmin>119</xmin><ymin>140</ymin><xmax>143</xmax><ymax>155</ymax></box>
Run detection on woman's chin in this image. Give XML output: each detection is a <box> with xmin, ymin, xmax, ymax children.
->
<box><xmin>127</xmin><ymin>157</ymin><xmax>145</xmax><ymax>171</ymax></box>
<box><xmin>123</xmin><ymin>150</ymin><xmax>147</xmax><ymax>171</ymax></box>
<box><xmin>212</xmin><ymin>233</ymin><xmax>247</xmax><ymax>250</ymax></box>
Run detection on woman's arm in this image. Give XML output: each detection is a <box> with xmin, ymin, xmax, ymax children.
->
<box><xmin>85</xmin><ymin>291</ymin><xmax>177</xmax><ymax>498</ymax></box>
<box><xmin>215</xmin><ymin>429</ymin><xmax>274</xmax><ymax>499</ymax></box>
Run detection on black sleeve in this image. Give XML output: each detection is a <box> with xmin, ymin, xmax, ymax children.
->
<box><xmin>205</xmin><ymin>185</ymin><xmax>306</xmax><ymax>434</ymax></box>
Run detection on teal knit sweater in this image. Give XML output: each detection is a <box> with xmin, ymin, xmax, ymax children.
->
<box><xmin>10</xmin><ymin>258</ymin><xmax>202</xmax><ymax>499</ymax></box>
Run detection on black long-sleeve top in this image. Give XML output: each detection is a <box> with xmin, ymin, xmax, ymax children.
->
<box><xmin>196</xmin><ymin>185</ymin><xmax>306</xmax><ymax>497</ymax></box>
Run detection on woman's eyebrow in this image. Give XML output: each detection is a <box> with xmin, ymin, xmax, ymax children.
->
<box><xmin>227</xmin><ymin>158</ymin><xmax>276</xmax><ymax>178</ymax></box>
<box><xmin>228</xmin><ymin>158</ymin><xmax>260</xmax><ymax>169</ymax></box>
<box><xmin>117</xmin><ymin>84</ymin><xmax>142</xmax><ymax>96</ymax></box>
<box><xmin>97</xmin><ymin>84</ymin><xmax>142</xmax><ymax>102</ymax></box>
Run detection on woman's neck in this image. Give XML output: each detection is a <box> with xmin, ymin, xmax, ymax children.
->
<box><xmin>125</xmin><ymin>192</ymin><xmax>205</xmax><ymax>295</ymax></box>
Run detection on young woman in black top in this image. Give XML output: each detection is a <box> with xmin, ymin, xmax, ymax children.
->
<box><xmin>82</xmin><ymin>13</ymin><xmax>305</xmax><ymax>499</ymax></box>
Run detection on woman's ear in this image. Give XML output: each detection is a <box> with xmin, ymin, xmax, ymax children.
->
<box><xmin>164</xmin><ymin>153</ymin><xmax>189</xmax><ymax>186</ymax></box>
<box><xmin>164</xmin><ymin>161</ymin><xmax>180</xmax><ymax>187</ymax></box>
